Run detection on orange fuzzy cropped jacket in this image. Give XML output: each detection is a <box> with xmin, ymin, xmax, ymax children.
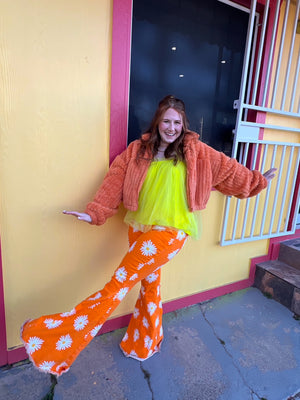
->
<box><xmin>85</xmin><ymin>131</ymin><xmax>267</xmax><ymax>225</ymax></box>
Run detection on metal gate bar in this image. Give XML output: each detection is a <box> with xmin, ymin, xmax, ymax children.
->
<box><xmin>221</xmin><ymin>140</ymin><xmax>300</xmax><ymax>245</ymax></box>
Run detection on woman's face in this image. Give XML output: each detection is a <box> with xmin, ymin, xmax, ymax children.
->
<box><xmin>158</xmin><ymin>108</ymin><xmax>183</xmax><ymax>148</ymax></box>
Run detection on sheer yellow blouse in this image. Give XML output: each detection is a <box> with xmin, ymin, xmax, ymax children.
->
<box><xmin>124</xmin><ymin>159</ymin><xmax>201</xmax><ymax>239</ymax></box>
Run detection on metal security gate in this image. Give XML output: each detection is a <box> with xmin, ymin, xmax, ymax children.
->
<box><xmin>220</xmin><ymin>0</ymin><xmax>300</xmax><ymax>245</ymax></box>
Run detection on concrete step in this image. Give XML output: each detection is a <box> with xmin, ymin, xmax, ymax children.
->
<box><xmin>254</xmin><ymin>259</ymin><xmax>300</xmax><ymax>316</ymax></box>
<box><xmin>278</xmin><ymin>238</ymin><xmax>300</xmax><ymax>270</ymax></box>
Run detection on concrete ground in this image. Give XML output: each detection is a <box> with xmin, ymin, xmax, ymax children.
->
<box><xmin>0</xmin><ymin>287</ymin><xmax>299</xmax><ymax>400</ymax></box>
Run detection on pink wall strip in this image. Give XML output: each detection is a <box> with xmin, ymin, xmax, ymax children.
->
<box><xmin>288</xmin><ymin>166</ymin><xmax>300</xmax><ymax>231</ymax></box>
<box><xmin>268</xmin><ymin>230</ymin><xmax>300</xmax><ymax>260</ymax></box>
<box><xmin>162</xmin><ymin>279</ymin><xmax>251</xmax><ymax>314</ymax></box>
<box><xmin>0</xmin><ymin>237</ymin><xmax>8</xmax><ymax>366</ymax></box>
<box><xmin>7</xmin><ymin>347</ymin><xmax>27</xmax><ymax>366</ymax></box>
<box><xmin>109</xmin><ymin>0</ymin><xmax>133</xmax><ymax>164</ymax></box>
<box><xmin>249</xmin><ymin>229</ymin><xmax>300</xmax><ymax>284</ymax></box>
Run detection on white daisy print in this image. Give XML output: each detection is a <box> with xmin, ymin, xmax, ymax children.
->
<box><xmin>56</xmin><ymin>334</ymin><xmax>72</xmax><ymax>351</ymax></box>
<box><xmin>146</xmin><ymin>258</ymin><xmax>155</xmax><ymax>265</ymax></box>
<box><xmin>168</xmin><ymin>238</ymin><xmax>174</xmax><ymax>245</ymax></box>
<box><xmin>90</xmin><ymin>324</ymin><xmax>103</xmax><ymax>338</ymax></box>
<box><xmin>133</xmin><ymin>307</ymin><xmax>140</xmax><ymax>319</ymax></box>
<box><xmin>73</xmin><ymin>315</ymin><xmax>89</xmax><ymax>331</ymax></box>
<box><xmin>145</xmin><ymin>273</ymin><xmax>158</xmax><ymax>283</ymax></box>
<box><xmin>88</xmin><ymin>292</ymin><xmax>102</xmax><ymax>301</ymax></box>
<box><xmin>141</xmin><ymin>285</ymin><xmax>146</xmax><ymax>296</ymax></box>
<box><xmin>114</xmin><ymin>287</ymin><xmax>129</xmax><ymax>301</ymax></box>
<box><xmin>157</xmin><ymin>285</ymin><xmax>160</xmax><ymax>296</ymax></box>
<box><xmin>147</xmin><ymin>302</ymin><xmax>157</xmax><ymax>316</ymax></box>
<box><xmin>122</xmin><ymin>332</ymin><xmax>129</xmax><ymax>342</ymax></box>
<box><xmin>142</xmin><ymin>317</ymin><xmax>149</xmax><ymax>329</ymax></box>
<box><xmin>129</xmin><ymin>273</ymin><xmax>138</xmax><ymax>281</ymax></box>
<box><xmin>39</xmin><ymin>361</ymin><xmax>55</xmax><ymax>372</ymax></box>
<box><xmin>115</xmin><ymin>267</ymin><xmax>127</xmax><ymax>283</ymax></box>
<box><xmin>159</xmin><ymin>327</ymin><xmax>163</xmax><ymax>337</ymax></box>
<box><xmin>60</xmin><ymin>308</ymin><xmax>76</xmax><ymax>317</ymax></box>
<box><xmin>27</xmin><ymin>337</ymin><xmax>44</xmax><ymax>354</ymax></box>
<box><xmin>130</xmin><ymin>350</ymin><xmax>138</xmax><ymax>357</ymax></box>
<box><xmin>137</xmin><ymin>263</ymin><xmax>144</xmax><ymax>270</ymax></box>
<box><xmin>133</xmin><ymin>329</ymin><xmax>139</xmax><ymax>342</ymax></box>
<box><xmin>140</xmin><ymin>240</ymin><xmax>157</xmax><ymax>256</ymax></box>
<box><xmin>168</xmin><ymin>249</ymin><xmax>179</xmax><ymax>260</ymax></box>
<box><xmin>176</xmin><ymin>230</ymin><xmax>186</xmax><ymax>240</ymax></box>
<box><xmin>159</xmin><ymin>301</ymin><xmax>162</xmax><ymax>308</ymax></box>
<box><xmin>88</xmin><ymin>302</ymin><xmax>101</xmax><ymax>310</ymax></box>
<box><xmin>155</xmin><ymin>317</ymin><xmax>159</xmax><ymax>327</ymax></box>
<box><xmin>129</xmin><ymin>241</ymin><xmax>136</xmax><ymax>252</ymax></box>
<box><xmin>144</xmin><ymin>335</ymin><xmax>153</xmax><ymax>350</ymax></box>
<box><xmin>44</xmin><ymin>319</ymin><xmax>63</xmax><ymax>329</ymax></box>
<box><xmin>106</xmin><ymin>307</ymin><xmax>112</xmax><ymax>314</ymax></box>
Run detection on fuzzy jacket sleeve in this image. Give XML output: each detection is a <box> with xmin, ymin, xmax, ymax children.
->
<box><xmin>84</xmin><ymin>150</ymin><xmax>128</xmax><ymax>225</ymax></box>
<box><xmin>207</xmin><ymin>145</ymin><xmax>268</xmax><ymax>199</ymax></box>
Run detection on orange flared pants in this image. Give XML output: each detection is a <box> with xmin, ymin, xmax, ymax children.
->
<box><xmin>21</xmin><ymin>226</ymin><xmax>187</xmax><ymax>376</ymax></box>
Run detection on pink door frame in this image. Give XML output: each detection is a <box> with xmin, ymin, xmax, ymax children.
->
<box><xmin>0</xmin><ymin>240</ymin><xmax>8</xmax><ymax>365</ymax></box>
<box><xmin>1</xmin><ymin>0</ymin><xmax>298</xmax><ymax>367</ymax></box>
<box><xmin>109</xmin><ymin>0</ymin><xmax>133</xmax><ymax>164</ymax></box>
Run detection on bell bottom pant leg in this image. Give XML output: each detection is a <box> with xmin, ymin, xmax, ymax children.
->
<box><xmin>120</xmin><ymin>269</ymin><xmax>163</xmax><ymax>360</ymax></box>
<box><xmin>120</xmin><ymin>228</ymin><xmax>164</xmax><ymax>361</ymax></box>
<box><xmin>21</xmin><ymin>227</ymin><xmax>187</xmax><ymax>376</ymax></box>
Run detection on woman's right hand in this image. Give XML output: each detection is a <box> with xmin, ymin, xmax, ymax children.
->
<box><xmin>63</xmin><ymin>210</ymin><xmax>92</xmax><ymax>223</ymax></box>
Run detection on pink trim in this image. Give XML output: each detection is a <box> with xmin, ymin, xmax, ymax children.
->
<box><xmin>162</xmin><ymin>279</ymin><xmax>252</xmax><ymax>313</ymax></box>
<box><xmin>109</xmin><ymin>0</ymin><xmax>133</xmax><ymax>164</ymax></box>
<box><xmin>249</xmin><ymin>254</ymin><xmax>269</xmax><ymax>284</ymax></box>
<box><xmin>268</xmin><ymin>230</ymin><xmax>300</xmax><ymax>259</ymax></box>
<box><xmin>0</xmin><ymin>237</ymin><xmax>8</xmax><ymax>366</ymax></box>
<box><xmin>7</xmin><ymin>347</ymin><xmax>27</xmax><ymax>365</ymax></box>
<box><xmin>249</xmin><ymin>229</ymin><xmax>300</xmax><ymax>284</ymax></box>
<box><xmin>101</xmin><ymin>313</ymin><xmax>132</xmax><ymax>334</ymax></box>
<box><xmin>288</xmin><ymin>163</ymin><xmax>300</xmax><ymax>231</ymax></box>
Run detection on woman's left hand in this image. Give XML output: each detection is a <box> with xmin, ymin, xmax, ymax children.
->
<box><xmin>63</xmin><ymin>210</ymin><xmax>92</xmax><ymax>223</ymax></box>
<box><xmin>263</xmin><ymin>168</ymin><xmax>277</xmax><ymax>183</ymax></box>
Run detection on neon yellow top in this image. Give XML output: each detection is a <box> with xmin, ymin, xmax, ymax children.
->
<box><xmin>124</xmin><ymin>159</ymin><xmax>201</xmax><ymax>238</ymax></box>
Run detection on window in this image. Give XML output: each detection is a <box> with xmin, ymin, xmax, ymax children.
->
<box><xmin>128</xmin><ymin>0</ymin><xmax>249</xmax><ymax>155</ymax></box>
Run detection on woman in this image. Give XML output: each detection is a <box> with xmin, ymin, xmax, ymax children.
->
<box><xmin>21</xmin><ymin>95</ymin><xmax>276</xmax><ymax>376</ymax></box>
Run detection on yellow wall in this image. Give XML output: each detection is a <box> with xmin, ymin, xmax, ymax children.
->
<box><xmin>264</xmin><ymin>1</ymin><xmax>300</xmax><ymax>232</ymax></box>
<box><xmin>267</xmin><ymin>0</ymin><xmax>300</xmax><ymax>114</ymax></box>
<box><xmin>0</xmin><ymin>0</ymin><xmax>118</xmax><ymax>348</ymax></box>
<box><xmin>0</xmin><ymin>0</ymin><xmax>270</xmax><ymax>350</ymax></box>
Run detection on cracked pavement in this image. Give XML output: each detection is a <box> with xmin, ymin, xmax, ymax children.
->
<box><xmin>1</xmin><ymin>288</ymin><xmax>300</xmax><ymax>400</ymax></box>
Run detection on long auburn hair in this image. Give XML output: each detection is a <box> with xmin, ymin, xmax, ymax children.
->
<box><xmin>137</xmin><ymin>95</ymin><xmax>189</xmax><ymax>164</ymax></box>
